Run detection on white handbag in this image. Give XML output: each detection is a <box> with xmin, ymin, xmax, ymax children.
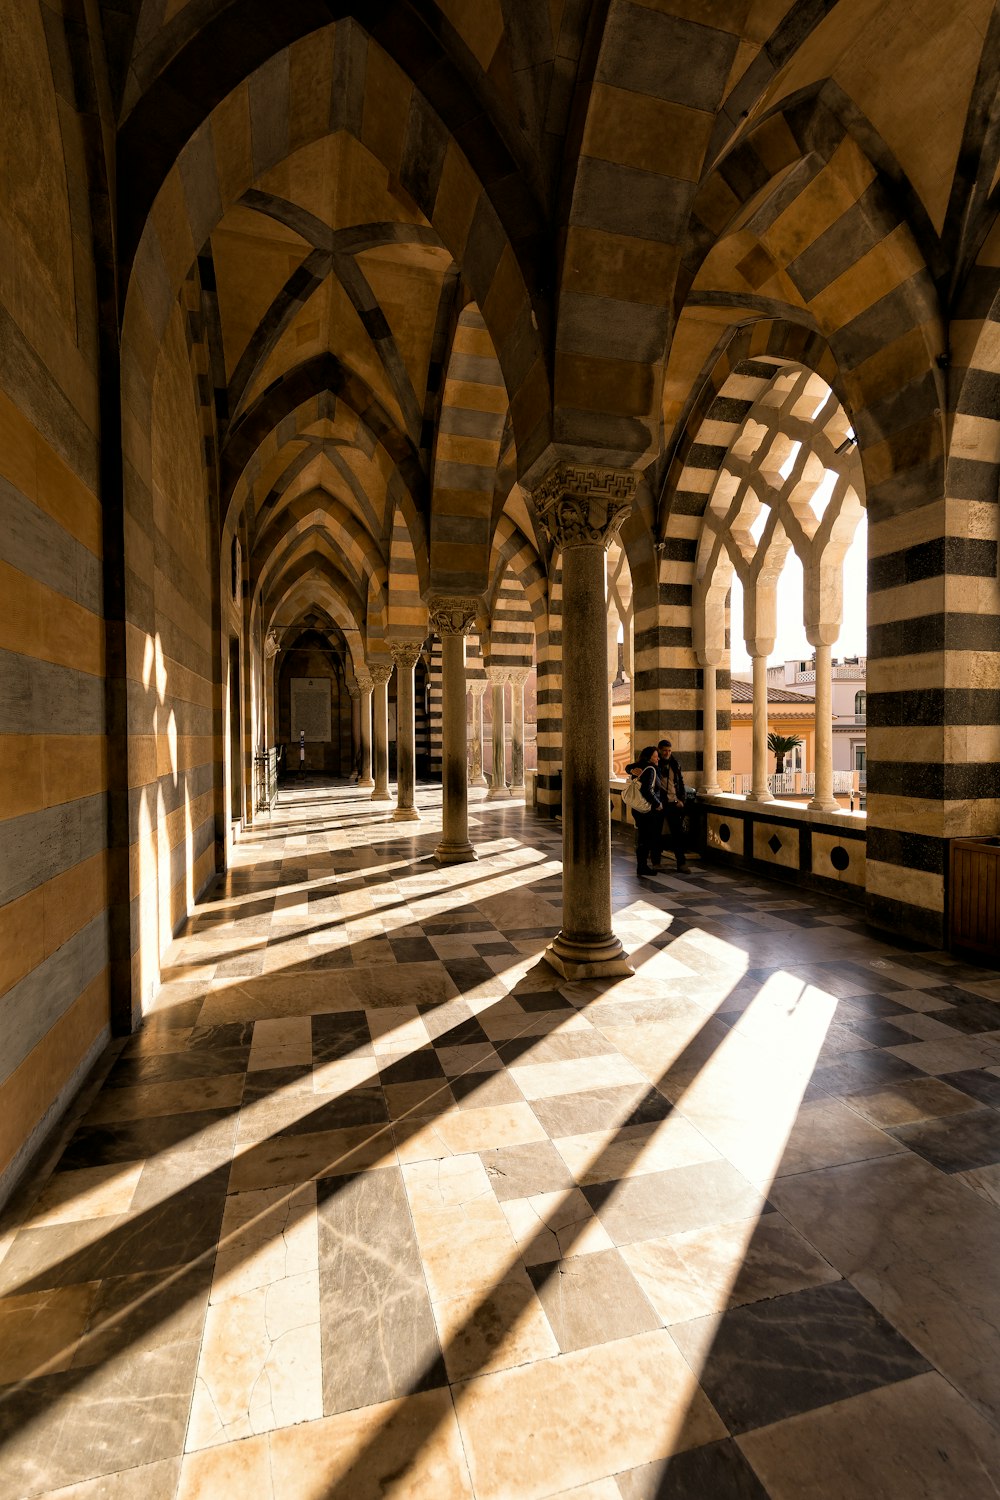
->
<box><xmin>621</xmin><ymin>776</ymin><xmax>652</xmax><ymax>813</ymax></box>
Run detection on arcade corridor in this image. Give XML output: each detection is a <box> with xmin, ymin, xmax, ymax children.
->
<box><xmin>1</xmin><ymin>785</ymin><xmax>999</xmax><ymax>1499</ymax></box>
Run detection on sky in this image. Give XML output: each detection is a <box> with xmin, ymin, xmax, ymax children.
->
<box><xmin>728</xmin><ymin>515</ymin><xmax>867</xmax><ymax>671</ymax></box>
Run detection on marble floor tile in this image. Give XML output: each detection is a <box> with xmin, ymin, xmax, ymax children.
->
<box><xmin>498</xmin><ymin>1189</ymin><xmax>615</xmax><ymax>1266</ymax></box>
<box><xmin>955</xmin><ymin>1162</ymin><xmax>1000</xmax><ymax>1208</ymax></box>
<box><xmin>620</xmin><ymin>1212</ymin><xmax>839</xmax><ymax>1325</ymax></box>
<box><xmin>432</xmin><ymin>1269</ymin><xmax>559</xmax><ymax>1379</ymax></box>
<box><xmin>528</xmin><ymin>1084</ymin><xmax>672</xmax><ymax>1138</ymax></box>
<box><xmin>393</xmin><ymin>1101</ymin><xmax>547</xmax><ymax>1163</ymax></box>
<box><xmin>479</xmin><ymin>1140</ymin><xmax>574</xmax><ymax>1200</ymax></box>
<box><xmin>886</xmin><ymin>1105</ymin><xmax>1000</xmax><ymax>1172</ymax></box>
<box><xmin>738</xmin><ymin>1371</ymin><xmax>1000</xmax><ymax>1499</ymax></box>
<box><xmin>176</xmin><ymin>1387</ymin><xmax>474</xmax><ymax>1500</ymax></box>
<box><xmin>35</xmin><ymin>1455</ymin><xmax>183</xmax><ymax>1500</ymax></box>
<box><xmin>185</xmin><ymin>1269</ymin><xmax>323</xmax><ymax>1449</ymax></box>
<box><xmin>671</xmin><ymin>1280</ymin><xmax>929</xmax><ymax>1434</ymax></box>
<box><xmin>211</xmin><ymin>1183</ymin><xmax>316</xmax><ymax>1303</ymax></box>
<box><xmin>615</xmin><ymin>1438</ymin><xmax>770</xmax><ymax>1499</ymax></box>
<box><xmin>23</xmin><ymin>1163</ymin><xmax>144</xmax><ymax>1227</ymax></box>
<box><xmin>317</xmin><ymin>1166</ymin><xmax>444</xmax><ymax>1411</ymax></box>
<box><xmin>246</xmin><ymin>1017</ymin><xmax>313</xmax><ymax>1071</ymax></box>
<box><xmin>0</xmin><ymin>1281</ymin><xmax>100</xmax><ymax>1382</ymax></box>
<box><xmin>884</xmin><ymin>1035</ymin><xmax>1000</xmax><ymax>1074</ymax></box>
<box><xmin>771</xmin><ymin>1152</ymin><xmax>1000</xmax><ymax>1426</ymax></box>
<box><xmin>527</xmin><ymin>1248</ymin><xmax>660</xmax><ymax>1352</ymax></box>
<box><xmin>552</xmin><ymin>1118</ymin><xmax>720</xmax><ymax>1184</ymax></box>
<box><xmin>842</xmin><ymin>1075</ymin><xmax>978</xmax><ymax>1126</ymax></box>
<box><xmin>584</xmin><ymin>1160</ymin><xmax>767</xmax><ymax>1246</ymax></box>
<box><xmin>454</xmin><ymin>1330</ymin><xmax>725</xmax><ymax>1500</ymax></box>
<box><xmin>228</xmin><ymin>1124</ymin><xmax>393</xmax><ymax>1192</ymax></box>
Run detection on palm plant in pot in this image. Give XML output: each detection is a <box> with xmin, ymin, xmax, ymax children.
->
<box><xmin>767</xmin><ymin>732</ymin><xmax>802</xmax><ymax>775</ymax></box>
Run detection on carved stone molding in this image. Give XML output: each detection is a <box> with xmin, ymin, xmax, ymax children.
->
<box><xmin>532</xmin><ymin>463</ymin><xmax>639</xmax><ymax>550</ymax></box>
<box><xmin>355</xmin><ymin>672</ymin><xmax>373</xmax><ymax>694</ymax></box>
<box><xmin>388</xmin><ymin>640</ymin><xmax>423</xmax><ymax>672</ymax></box>
<box><xmin>264</xmin><ymin>630</ymin><xmax>280</xmax><ymax>659</ymax></box>
<box><xmin>426</xmin><ymin>595</ymin><xmax>480</xmax><ymax>636</ymax></box>
<box><xmin>367</xmin><ymin>662</ymin><xmax>393</xmax><ymax>687</ymax></box>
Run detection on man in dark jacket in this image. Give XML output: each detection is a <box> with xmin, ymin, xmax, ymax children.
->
<box><xmin>657</xmin><ymin>739</ymin><xmax>689</xmax><ymax>873</ymax></box>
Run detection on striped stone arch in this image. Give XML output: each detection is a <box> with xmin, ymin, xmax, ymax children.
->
<box><xmin>266</xmin><ymin>579</ymin><xmax>366</xmax><ymax>681</ymax></box>
<box><xmin>250</xmin><ymin>493</ymin><xmax>388</xmax><ymax>601</ymax></box>
<box><xmin>121</xmin><ymin>20</ymin><xmax>550</xmax><ymax>486</ymax></box>
<box><xmin>430</xmin><ymin>306</ymin><xmax>509</xmax><ymax>595</ymax></box>
<box><xmin>386</xmin><ymin>509</ymin><xmax>429</xmax><ymax>643</ymax></box>
<box><xmin>487</xmin><ymin>571</ymin><xmax>534</xmax><ymax>673</ymax></box>
<box><xmin>220</xmin><ymin>356</ymin><xmax>425</xmax><ymax>536</ymax></box>
<box><xmin>680</xmin><ymin>95</ymin><xmax>945</xmax><ymax>524</ymax></box>
<box><xmin>488</xmin><ymin>516</ymin><xmax>548</xmax><ymax>628</ymax></box>
<box><xmin>260</xmin><ymin>547</ymin><xmax>370</xmax><ymax>651</ymax></box>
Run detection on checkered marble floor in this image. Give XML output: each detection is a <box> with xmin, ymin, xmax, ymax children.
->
<box><xmin>2</xmin><ymin>780</ymin><xmax>1000</xmax><ymax>1499</ymax></box>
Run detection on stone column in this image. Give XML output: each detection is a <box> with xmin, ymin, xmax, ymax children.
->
<box><xmin>699</xmin><ymin>659</ymin><xmax>722</xmax><ymax>794</ymax></box>
<box><xmin>389</xmin><ymin>641</ymin><xmax>422</xmax><ymax>821</ymax></box>
<box><xmin>348</xmin><ymin>685</ymin><xmax>361</xmax><ymax>777</ymax></box>
<box><xmin>486</xmin><ymin>665</ymin><xmax>511</xmax><ymax>799</ymax></box>
<box><xmin>808</xmin><ymin>642</ymin><xmax>839</xmax><ymax>812</ymax></box>
<box><xmin>468</xmin><ymin>680</ymin><xmax>488</xmax><ymax>787</ymax></box>
<box><xmin>750</xmin><ymin>652</ymin><xmax>773</xmax><ymax>802</ymax></box>
<box><xmin>356</xmin><ymin>671</ymin><xmax>374</xmax><ymax>787</ymax></box>
<box><xmin>368</xmin><ymin>662</ymin><xmax>392</xmax><ymax>801</ymax></box>
<box><xmin>428</xmin><ymin>596</ymin><xmax>480</xmax><ymax>864</ymax></box>
<box><xmin>509</xmin><ymin>666</ymin><xmax>530</xmax><ymax>796</ymax></box>
<box><xmin>533</xmin><ymin>463</ymin><xmax>637</xmax><ymax>979</ymax></box>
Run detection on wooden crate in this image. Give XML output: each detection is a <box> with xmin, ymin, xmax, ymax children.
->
<box><xmin>950</xmin><ymin>837</ymin><xmax>1000</xmax><ymax>966</ymax></box>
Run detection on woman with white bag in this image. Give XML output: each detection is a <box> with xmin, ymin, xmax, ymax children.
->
<box><xmin>621</xmin><ymin>746</ymin><xmax>664</xmax><ymax>878</ymax></box>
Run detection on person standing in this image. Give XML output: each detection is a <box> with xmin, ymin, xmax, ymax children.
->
<box><xmin>656</xmin><ymin>738</ymin><xmax>689</xmax><ymax>872</ymax></box>
<box><xmin>298</xmin><ymin>728</ymin><xmax>306</xmax><ymax>779</ymax></box>
<box><xmin>631</xmin><ymin>746</ymin><xmax>664</xmax><ymax>878</ymax></box>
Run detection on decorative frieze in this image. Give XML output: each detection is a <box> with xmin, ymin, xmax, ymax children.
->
<box><xmin>427</xmin><ymin>595</ymin><xmax>480</xmax><ymax>636</ymax></box>
<box><xmin>532</xmin><ymin>464</ymin><xmax>639</xmax><ymax>550</ymax></box>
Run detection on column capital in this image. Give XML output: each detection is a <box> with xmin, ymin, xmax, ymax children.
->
<box><xmin>367</xmin><ymin>662</ymin><xmax>393</xmax><ymax>687</ymax></box>
<box><xmin>485</xmin><ymin>664</ymin><xmax>510</xmax><ymax>685</ymax></box>
<box><xmin>355</xmin><ymin>671</ymin><xmax>373</xmax><ymax>694</ymax></box>
<box><xmin>426</xmin><ymin>595</ymin><xmax>480</xmax><ymax>636</ymax></box>
<box><xmin>347</xmin><ymin>684</ymin><xmax>361</xmax><ymax>701</ymax></box>
<box><xmin>531</xmin><ymin>462</ymin><xmax>639</xmax><ymax>550</ymax></box>
<box><xmin>507</xmin><ymin>665</ymin><xmax>531</xmax><ymax>687</ymax></box>
<box><xmin>388</xmin><ymin>640</ymin><xmax>423</xmax><ymax>671</ymax></box>
<box><xmin>469</xmin><ymin>678</ymin><xmax>489</xmax><ymax>698</ymax></box>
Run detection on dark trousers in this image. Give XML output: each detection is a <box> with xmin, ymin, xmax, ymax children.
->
<box><xmin>663</xmin><ymin>802</ymin><xmax>687</xmax><ymax>867</ymax></box>
<box><xmin>632</xmin><ymin>809</ymin><xmax>663</xmax><ymax>872</ymax></box>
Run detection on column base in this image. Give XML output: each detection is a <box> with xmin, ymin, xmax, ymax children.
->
<box><xmin>357</xmin><ymin>776</ymin><xmax>374</xmax><ymax>788</ymax></box>
<box><xmin>543</xmin><ymin>931</ymin><xmax>634</xmax><ymax>981</ymax></box>
<box><xmin>509</xmin><ymin>782</ymin><xmax>525</xmax><ymax>797</ymax></box>
<box><xmin>748</xmin><ymin>790</ymin><xmax>774</xmax><ymax>804</ymax></box>
<box><xmin>370</xmin><ymin>788</ymin><xmax>392</xmax><ymax>802</ymax></box>
<box><xmin>434</xmin><ymin>839</ymin><xmax>478</xmax><ymax>865</ymax></box>
<box><xmin>392</xmin><ymin>805</ymin><xmax>421</xmax><ymax>822</ymax></box>
<box><xmin>807</xmin><ymin>796</ymin><xmax>841</xmax><ymax>813</ymax></box>
<box><xmin>487</xmin><ymin>785</ymin><xmax>512</xmax><ymax>800</ymax></box>
<box><xmin>697</xmin><ymin>784</ymin><xmax>721</xmax><ymax>797</ymax></box>
<box><xmin>470</xmin><ymin>775</ymin><xmax>488</xmax><ymax>788</ymax></box>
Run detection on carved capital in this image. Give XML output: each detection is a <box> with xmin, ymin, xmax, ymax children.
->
<box><xmin>532</xmin><ymin>463</ymin><xmax>639</xmax><ymax>550</ymax></box>
<box><xmin>347</xmin><ymin>685</ymin><xmax>361</xmax><ymax>701</ymax></box>
<box><xmin>507</xmin><ymin>666</ymin><xmax>531</xmax><ymax>687</ymax></box>
<box><xmin>367</xmin><ymin>662</ymin><xmax>393</xmax><ymax>688</ymax></box>
<box><xmin>388</xmin><ymin>640</ymin><xmax>423</xmax><ymax>671</ymax></box>
<box><xmin>485</xmin><ymin>664</ymin><xmax>509</xmax><ymax>686</ymax></box>
<box><xmin>355</xmin><ymin>672</ymin><xmax>373</xmax><ymax>695</ymax></box>
<box><xmin>469</xmin><ymin>679</ymin><xmax>489</xmax><ymax>698</ymax></box>
<box><xmin>264</xmin><ymin>630</ymin><xmax>280</xmax><ymax>660</ymax></box>
<box><xmin>427</xmin><ymin>594</ymin><xmax>480</xmax><ymax>636</ymax></box>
